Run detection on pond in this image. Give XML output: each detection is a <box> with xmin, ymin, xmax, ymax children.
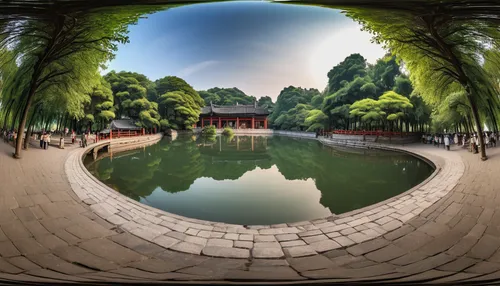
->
<box><xmin>84</xmin><ymin>135</ymin><xmax>434</xmax><ymax>225</ymax></box>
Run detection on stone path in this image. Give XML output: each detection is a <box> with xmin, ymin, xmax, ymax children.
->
<box><xmin>1</xmin><ymin>136</ymin><xmax>500</xmax><ymax>284</ymax></box>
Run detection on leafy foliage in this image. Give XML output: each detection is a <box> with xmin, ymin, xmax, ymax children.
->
<box><xmin>104</xmin><ymin>71</ymin><xmax>160</xmax><ymax>128</ymax></box>
<box><xmin>222</xmin><ymin>127</ymin><xmax>234</xmax><ymax>136</ymax></box>
<box><xmin>199</xmin><ymin>87</ymin><xmax>256</xmax><ymax>106</ymax></box>
<box><xmin>156</xmin><ymin>76</ymin><xmax>204</xmax><ymax>130</ymax></box>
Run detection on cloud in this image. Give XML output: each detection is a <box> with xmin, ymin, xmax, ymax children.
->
<box><xmin>177</xmin><ymin>60</ymin><xmax>219</xmax><ymax>77</ymax></box>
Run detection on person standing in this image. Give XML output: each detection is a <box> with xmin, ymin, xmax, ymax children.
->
<box><xmin>444</xmin><ymin>135</ymin><xmax>450</xmax><ymax>151</ymax></box>
<box><xmin>42</xmin><ymin>132</ymin><xmax>46</xmax><ymax>149</ymax></box>
<box><xmin>39</xmin><ymin>132</ymin><xmax>44</xmax><ymax>148</ymax></box>
<box><xmin>46</xmin><ymin>132</ymin><xmax>51</xmax><ymax>149</ymax></box>
<box><xmin>80</xmin><ymin>132</ymin><xmax>87</xmax><ymax>148</ymax></box>
<box><xmin>454</xmin><ymin>133</ymin><xmax>459</xmax><ymax>145</ymax></box>
<box><xmin>12</xmin><ymin>130</ymin><xmax>17</xmax><ymax>147</ymax></box>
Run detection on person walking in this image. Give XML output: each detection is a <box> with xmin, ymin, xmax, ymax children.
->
<box><xmin>80</xmin><ymin>132</ymin><xmax>87</xmax><ymax>148</ymax></box>
<box><xmin>46</xmin><ymin>132</ymin><xmax>51</xmax><ymax>149</ymax></box>
<box><xmin>39</xmin><ymin>132</ymin><xmax>44</xmax><ymax>148</ymax></box>
<box><xmin>454</xmin><ymin>133</ymin><xmax>459</xmax><ymax>145</ymax></box>
<box><xmin>444</xmin><ymin>135</ymin><xmax>450</xmax><ymax>151</ymax></box>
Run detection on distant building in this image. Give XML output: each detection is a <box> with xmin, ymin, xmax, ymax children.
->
<box><xmin>99</xmin><ymin>119</ymin><xmax>145</xmax><ymax>139</ymax></box>
<box><xmin>196</xmin><ymin>102</ymin><xmax>270</xmax><ymax>129</ymax></box>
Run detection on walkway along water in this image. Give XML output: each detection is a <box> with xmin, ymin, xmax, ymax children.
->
<box><xmin>0</xmin><ymin>134</ymin><xmax>500</xmax><ymax>283</ymax></box>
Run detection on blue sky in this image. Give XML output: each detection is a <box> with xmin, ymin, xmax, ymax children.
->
<box><xmin>103</xmin><ymin>1</ymin><xmax>386</xmax><ymax>99</ymax></box>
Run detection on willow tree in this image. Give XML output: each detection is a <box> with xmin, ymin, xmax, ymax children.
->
<box><xmin>347</xmin><ymin>7</ymin><xmax>500</xmax><ymax>160</ymax></box>
<box><xmin>0</xmin><ymin>7</ymin><xmax>158</xmax><ymax>158</ymax></box>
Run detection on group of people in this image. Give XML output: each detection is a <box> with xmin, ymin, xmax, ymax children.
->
<box><xmin>1</xmin><ymin>129</ymin><xmax>18</xmax><ymax>146</ymax></box>
<box><xmin>423</xmin><ymin>133</ymin><xmax>454</xmax><ymax>150</ymax></box>
<box><xmin>38</xmin><ymin>132</ymin><xmax>52</xmax><ymax>149</ymax></box>
<box><xmin>422</xmin><ymin>132</ymin><xmax>498</xmax><ymax>153</ymax></box>
<box><xmin>1</xmin><ymin>127</ymin><xmax>93</xmax><ymax>150</ymax></box>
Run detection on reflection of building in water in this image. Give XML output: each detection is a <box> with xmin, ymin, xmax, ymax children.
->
<box><xmin>199</xmin><ymin>136</ymin><xmax>270</xmax><ymax>161</ymax></box>
<box><xmin>195</xmin><ymin>102</ymin><xmax>270</xmax><ymax>129</ymax></box>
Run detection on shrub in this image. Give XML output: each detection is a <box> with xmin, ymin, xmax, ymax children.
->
<box><xmin>222</xmin><ymin>127</ymin><xmax>234</xmax><ymax>136</ymax></box>
<box><xmin>201</xmin><ymin>125</ymin><xmax>217</xmax><ymax>136</ymax></box>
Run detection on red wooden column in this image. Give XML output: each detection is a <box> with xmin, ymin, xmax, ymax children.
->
<box><xmin>110</xmin><ymin>130</ymin><xmax>112</xmax><ymax>140</ymax></box>
<box><xmin>210</xmin><ymin>117</ymin><xmax>213</xmax><ymax>126</ymax></box>
<box><xmin>118</xmin><ymin>130</ymin><xmax>120</xmax><ymax>138</ymax></box>
<box><xmin>201</xmin><ymin>119</ymin><xmax>204</xmax><ymax>128</ymax></box>
<box><xmin>264</xmin><ymin>118</ymin><xmax>268</xmax><ymax>129</ymax></box>
<box><xmin>236</xmin><ymin>118</ymin><xmax>239</xmax><ymax>129</ymax></box>
<box><xmin>251</xmin><ymin>118</ymin><xmax>255</xmax><ymax>129</ymax></box>
<box><xmin>218</xmin><ymin>117</ymin><xmax>221</xmax><ymax>129</ymax></box>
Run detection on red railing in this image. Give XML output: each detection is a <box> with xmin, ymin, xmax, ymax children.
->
<box><xmin>330</xmin><ymin>130</ymin><xmax>419</xmax><ymax>137</ymax></box>
<box><xmin>98</xmin><ymin>130</ymin><xmax>146</xmax><ymax>140</ymax></box>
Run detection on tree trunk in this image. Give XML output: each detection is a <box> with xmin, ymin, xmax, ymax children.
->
<box><xmin>14</xmin><ymin>80</ymin><xmax>39</xmax><ymax>158</ymax></box>
<box><xmin>14</xmin><ymin>15</ymin><xmax>65</xmax><ymax>158</ymax></box>
<box><xmin>466</xmin><ymin>90</ymin><xmax>487</xmax><ymax>160</ymax></box>
<box><xmin>23</xmin><ymin>106</ymin><xmax>40</xmax><ymax>150</ymax></box>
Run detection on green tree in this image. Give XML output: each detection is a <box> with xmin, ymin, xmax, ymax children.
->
<box><xmin>327</xmin><ymin>53</ymin><xmax>367</xmax><ymax>93</ymax></box>
<box><xmin>156</xmin><ymin>76</ymin><xmax>204</xmax><ymax>130</ymax></box>
<box><xmin>1</xmin><ymin>7</ymin><xmax>156</xmax><ymax>158</ymax></box>
<box><xmin>158</xmin><ymin>91</ymin><xmax>202</xmax><ymax>130</ymax></box>
<box><xmin>257</xmin><ymin>96</ymin><xmax>275</xmax><ymax>110</ymax></box>
<box><xmin>304</xmin><ymin>109</ymin><xmax>329</xmax><ymax>131</ymax></box>
<box><xmin>82</xmin><ymin>77</ymin><xmax>115</xmax><ymax>131</ymax></box>
<box><xmin>378</xmin><ymin>91</ymin><xmax>413</xmax><ymax>131</ymax></box>
<box><xmin>103</xmin><ymin>71</ymin><xmax>160</xmax><ymax>128</ymax></box>
<box><xmin>368</xmin><ymin>54</ymin><xmax>400</xmax><ymax>92</ymax></box>
<box><xmin>349</xmin><ymin>98</ymin><xmax>385</xmax><ymax>130</ymax></box>
<box><xmin>269</xmin><ymin>86</ymin><xmax>320</xmax><ymax>127</ymax></box>
<box><xmin>347</xmin><ymin>6</ymin><xmax>500</xmax><ymax>160</ymax></box>
<box><xmin>199</xmin><ymin>87</ymin><xmax>256</xmax><ymax>106</ymax></box>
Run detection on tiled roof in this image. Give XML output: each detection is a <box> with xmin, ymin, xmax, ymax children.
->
<box><xmin>200</xmin><ymin>104</ymin><xmax>270</xmax><ymax>116</ymax></box>
<box><xmin>110</xmin><ymin>119</ymin><xmax>142</xmax><ymax>130</ymax></box>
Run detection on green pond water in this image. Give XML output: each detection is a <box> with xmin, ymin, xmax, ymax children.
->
<box><xmin>84</xmin><ymin>135</ymin><xmax>434</xmax><ymax>225</ymax></box>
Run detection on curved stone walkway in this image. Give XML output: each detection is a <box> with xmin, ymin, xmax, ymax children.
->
<box><xmin>1</xmin><ymin>136</ymin><xmax>500</xmax><ymax>284</ymax></box>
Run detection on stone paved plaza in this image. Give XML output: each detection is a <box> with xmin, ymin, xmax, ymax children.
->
<box><xmin>1</xmin><ymin>135</ymin><xmax>500</xmax><ymax>283</ymax></box>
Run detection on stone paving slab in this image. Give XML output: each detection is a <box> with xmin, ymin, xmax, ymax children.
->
<box><xmin>3</xmin><ymin>134</ymin><xmax>500</xmax><ymax>284</ymax></box>
<box><xmin>64</xmin><ymin>135</ymin><xmax>464</xmax><ymax>262</ymax></box>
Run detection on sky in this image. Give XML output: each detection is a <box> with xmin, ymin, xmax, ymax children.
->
<box><xmin>102</xmin><ymin>1</ymin><xmax>386</xmax><ymax>100</ymax></box>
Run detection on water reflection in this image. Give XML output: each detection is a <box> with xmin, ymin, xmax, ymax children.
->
<box><xmin>85</xmin><ymin>135</ymin><xmax>433</xmax><ymax>225</ymax></box>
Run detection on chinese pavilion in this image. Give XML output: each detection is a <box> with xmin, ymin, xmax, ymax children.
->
<box><xmin>196</xmin><ymin>102</ymin><xmax>270</xmax><ymax>129</ymax></box>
